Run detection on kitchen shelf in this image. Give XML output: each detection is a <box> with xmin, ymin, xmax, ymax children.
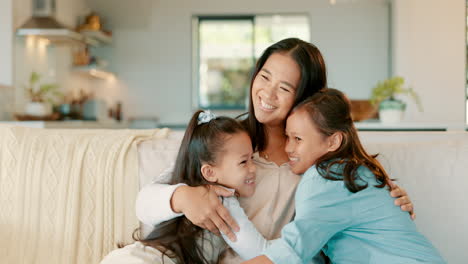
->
<box><xmin>80</xmin><ymin>30</ymin><xmax>112</xmax><ymax>46</ymax></box>
<box><xmin>73</xmin><ymin>65</ymin><xmax>116</xmax><ymax>80</ymax></box>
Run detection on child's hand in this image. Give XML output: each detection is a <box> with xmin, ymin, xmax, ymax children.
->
<box><xmin>389</xmin><ymin>181</ymin><xmax>416</xmax><ymax>220</ymax></box>
<box><xmin>171</xmin><ymin>185</ymin><xmax>240</xmax><ymax>241</ymax></box>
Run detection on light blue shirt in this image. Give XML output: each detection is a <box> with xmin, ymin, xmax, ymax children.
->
<box><xmin>263</xmin><ymin>164</ymin><xmax>445</xmax><ymax>264</ymax></box>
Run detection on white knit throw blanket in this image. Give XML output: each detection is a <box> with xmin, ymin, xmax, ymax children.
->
<box><xmin>0</xmin><ymin>125</ymin><xmax>169</xmax><ymax>264</ymax></box>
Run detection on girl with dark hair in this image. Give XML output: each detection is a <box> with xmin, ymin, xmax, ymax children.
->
<box><xmin>136</xmin><ymin>38</ymin><xmax>415</xmax><ymax>263</ymax></box>
<box><xmin>243</xmin><ymin>89</ymin><xmax>445</xmax><ymax>264</ymax></box>
<box><xmin>101</xmin><ymin>110</ymin><xmax>267</xmax><ymax>263</ymax></box>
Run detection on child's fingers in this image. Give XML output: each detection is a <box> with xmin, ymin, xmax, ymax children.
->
<box><xmin>212</xmin><ymin>185</ymin><xmax>235</xmax><ymax>197</ymax></box>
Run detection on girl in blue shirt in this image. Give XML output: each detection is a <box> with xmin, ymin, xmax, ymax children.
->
<box><xmin>243</xmin><ymin>88</ymin><xmax>445</xmax><ymax>263</ymax></box>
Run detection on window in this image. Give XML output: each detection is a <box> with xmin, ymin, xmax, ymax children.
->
<box><xmin>193</xmin><ymin>14</ymin><xmax>310</xmax><ymax>110</ymax></box>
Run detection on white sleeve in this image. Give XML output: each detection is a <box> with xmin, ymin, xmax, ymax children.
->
<box><xmin>135</xmin><ymin>163</ymin><xmax>186</xmax><ymax>226</ymax></box>
<box><xmin>221</xmin><ymin>197</ymin><xmax>270</xmax><ymax>260</ymax></box>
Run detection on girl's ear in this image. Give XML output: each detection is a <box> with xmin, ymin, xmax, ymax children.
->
<box><xmin>201</xmin><ymin>164</ymin><xmax>218</xmax><ymax>183</ymax></box>
<box><xmin>327</xmin><ymin>132</ymin><xmax>343</xmax><ymax>152</ymax></box>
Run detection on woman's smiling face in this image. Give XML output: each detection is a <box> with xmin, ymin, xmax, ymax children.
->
<box><xmin>251</xmin><ymin>52</ymin><xmax>301</xmax><ymax>127</ymax></box>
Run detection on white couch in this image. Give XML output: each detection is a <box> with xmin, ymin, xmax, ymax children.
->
<box><xmin>1</xmin><ymin>127</ymin><xmax>467</xmax><ymax>263</ymax></box>
<box><xmin>138</xmin><ymin>130</ymin><xmax>468</xmax><ymax>263</ymax></box>
<box><xmin>360</xmin><ymin>131</ymin><xmax>468</xmax><ymax>264</ymax></box>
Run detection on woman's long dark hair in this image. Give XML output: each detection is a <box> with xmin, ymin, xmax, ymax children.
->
<box><xmin>135</xmin><ymin>110</ymin><xmax>246</xmax><ymax>263</ymax></box>
<box><xmin>295</xmin><ymin>88</ymin><xmax>391</xmax><ymax>193</ymax></box>
<box><xmin>240</xmin><ymin>38</ymin><xmax>328</xmax><ymax>152</ymax></box>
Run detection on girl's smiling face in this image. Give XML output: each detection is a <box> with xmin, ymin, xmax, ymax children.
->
<box><xmin>285</xmin><ymin>109</ymin><xmax>334</xmax><ymax>174</ymax></box>
<box><xmin>202</xmin><ymin>132</ymin><xmax>257</xmax><ymax>197</ymax></box>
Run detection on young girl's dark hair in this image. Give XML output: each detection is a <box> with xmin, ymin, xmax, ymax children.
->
<box><xmin>294</xmin><ymin>88</ymin><xmax>391</xmax><ymax>193</ymax></box>
<box><xmin>240</xmin><ymin>38</ymin><xmax>328</xmax><ymax>153</ymax></box>
<box><xmin>135</xmin><ymin>110</ymin><xmax>247</xmax><ymax>263</ymax></box>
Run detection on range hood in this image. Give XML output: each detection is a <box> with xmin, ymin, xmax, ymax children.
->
<box><xmin>17</xmin><ymin>0</ymin><xmax>84</xmax><ymax>44</ymax></box>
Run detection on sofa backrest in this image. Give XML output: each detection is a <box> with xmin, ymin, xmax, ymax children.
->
<box><xmin>361</xmin><ymin>131</ymin><xmax>468</xmax><ymax>264</ymax></box>
<box><xmin>137</xmin><ymin>130</ymin><xmax>468</xmax><ymax>263</ymax></box>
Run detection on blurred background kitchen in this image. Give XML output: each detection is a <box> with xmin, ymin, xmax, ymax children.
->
<box><xmin>0</xmin><ymin>0</ymin><xmax>466</xmax><ymax>130</ymax></box>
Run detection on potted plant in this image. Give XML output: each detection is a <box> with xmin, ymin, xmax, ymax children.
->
<box><xmin>24</xmin><ymin>72</ymin><xmax>61</xmax><ymax>117</ymax></box>
<box><xmin>370</xmin><ymin>76</ymin><xmax>422</xmax><ymax>124</ymax></box>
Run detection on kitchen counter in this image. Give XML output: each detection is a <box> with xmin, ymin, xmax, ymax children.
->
<box><xmin>354</xmin><ymin>120</ymin><xmax>467</xmax><ymax>131</ymax></box>
<box><xmin>3</xmin><ymin>120</ymin><xmax>466</xmax><ymax>131</ymax></box>
<box><xmin>0</xmin><ymin>120</ymin><xmax>129</xmax><ymax>129</ymax></box>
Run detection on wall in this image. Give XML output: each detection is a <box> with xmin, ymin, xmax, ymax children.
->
<box><xmin>392</xmin><ymin>0</ymin><xmax>466</xmax><ymax>126</ymax></box>
<box><xmin>0</xmin><ymin>0</ymin><xmax>14</xmax><ymax>120</ymax></box>
<box><xmin>0</xmin><ymin>0</ymin><xmax>13</xmax><ymax>86</ymax></box>
<box><xmin>88</xmin><ymin>0</ymin><xmax>390</xmax><ymax>125</ymax></box>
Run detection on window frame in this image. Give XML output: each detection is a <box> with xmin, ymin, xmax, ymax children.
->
<box><xmin>192</xmin><ymin>15</ymin><xmax>256</xmax><ymax>110</ymax></box>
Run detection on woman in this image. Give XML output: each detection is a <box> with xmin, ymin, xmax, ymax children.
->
<box><xmin>136</xmin><ymin>38</ymin><xmax>414</xmax><ymax>263</ymax></box>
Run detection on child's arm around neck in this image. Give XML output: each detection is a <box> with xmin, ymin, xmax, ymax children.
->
<box><xmin>220</xmin><ymin>194</ymin><xmax>270</xmax><ymax>260</ymax></box>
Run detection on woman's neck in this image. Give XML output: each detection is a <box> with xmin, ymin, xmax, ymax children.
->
<box><xmin>262</xmin><ymin>124</ymin><xmax>289</xmax><ymax>166</ymax></box>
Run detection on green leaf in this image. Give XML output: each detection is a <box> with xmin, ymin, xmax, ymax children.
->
<box><xmin>24</xmin><ymin>72</ymin><xmax>60</xmax><ymax>103</ymax></box>
<box><xmin>370</xmin><ymin>76</ymin><xmax>422</xmax><ymax>112</ymax></box>
<box><xmin>39</xmin><ymin>84</ymin><xmax>58</xmax><ymax>94</ymax></box>
<box><xmin>29</xmin><ymin>72</ymin><xmax>40</xmax><ymax>85</ymax></box>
